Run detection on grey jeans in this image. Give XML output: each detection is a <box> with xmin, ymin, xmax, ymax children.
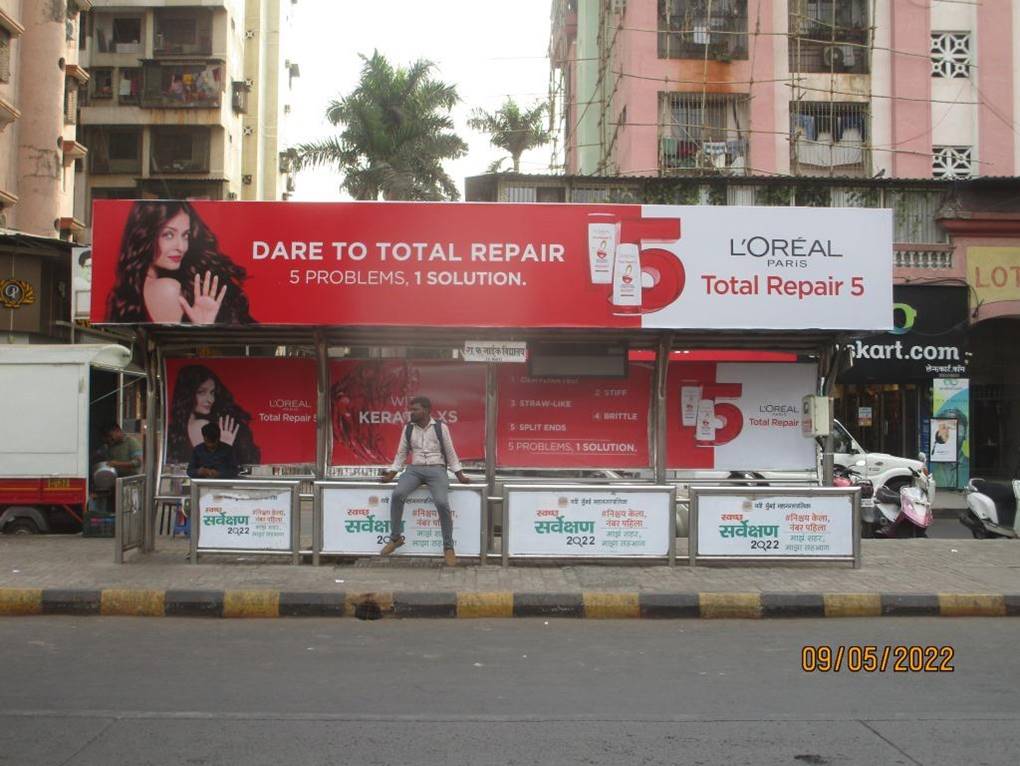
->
<box><xmin>390</xmin><ymin>465</ymin><xmax>454</xmax><ymax>550</ymax></box>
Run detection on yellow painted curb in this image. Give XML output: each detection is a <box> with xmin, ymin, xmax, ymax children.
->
<box><xmin>583</xmin><ymin>592</ymin><xmax>640</xmax><ymax>619</ymax></box>
<box><xmin>0</xmin><ymin>588</ymin><xmax>43</xmax><ymax>616</ymax></box>
<box><xmin>223</xmin><ymin>590</ymin><xmax>280</xmax><ymax>618</ymax></box>
<box><xmin>457</xmin><ymin>592</ymin><xmax>514</xmax><ymax>618</ymax></box>
<box><xmin>939</xmin><ymin>593</ymin><xmax>1006</xmax><ymax>617</ymax></box>
<box><xmin>823</xmin><ymin>594</ymin><xmax>882</xmax><ymax>618</ymax></box>
<box><xmin>700</xmin><ymin>592</ymin><xmax>762</xmax><ymax>619</ymax></box>
<box><xmin>101</xmin><ymin>589</ymin><xmax>165</xmax><ymax>617</ymax></box>
<box><xmin>346</xmin><ymin>592</ymin><xmax>394</xmax><ymax>617</ymax></box>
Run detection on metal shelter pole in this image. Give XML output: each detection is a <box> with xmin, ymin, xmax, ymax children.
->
<box><xmin>654</xmin><ymin>332</ymin><xmax>673</xmax><ymax>485</ymax></box>
<box><xmin>140</xmin><ymin>329</ymin><xmax>158</xmax><ymax>553</ymax></box>
<box><xmin>485</xmin><ymin>363</ymin><xmax>497</xmax><ymax>560</ymax></box>
<box><xmin>315</xmin><ymin>331</ymin><xmax>329</xmax><ymax>480</ymax></box>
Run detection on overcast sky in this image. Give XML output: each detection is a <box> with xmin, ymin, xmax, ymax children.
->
<box><xmin>287</xmin><ymin>0</ymin><xmax>556</xmax><ymax>201</ymax></box>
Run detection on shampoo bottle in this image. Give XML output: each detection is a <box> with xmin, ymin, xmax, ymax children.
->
<box><xmin>611</xmin><ymin>244</ymin><xmax>642</xmax><ymax>310</ymax></box>
<box><xmin>587</xmin><ymin>213</ymin><xmax>619</xmax><ymax>285</ymax></box>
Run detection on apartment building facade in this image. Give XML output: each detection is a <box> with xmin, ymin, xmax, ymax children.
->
<box><xmin>75</xmin><ymin>0</ymin><xmax>297</xmax><ymax>228</ymax></box>
<box><xmin>0</xmin><ymin>0</ymin><xmax>91</xmax><ymax>238</ymax></box>
<box><xmin>551</xmin><ymin>0</ymin><xmax>1018</xmax><ymax>180</ymax></box>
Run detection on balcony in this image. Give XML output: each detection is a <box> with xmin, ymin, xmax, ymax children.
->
<box><xmin>92</xmin><ymin>14</ymin><xmax>143</xmax><ymax>55</ymax></box>
<box><xmin>789</xmin><ymin>0</ymin><xmax>869</xmax><ymax>74</ymax></box>
<box><xmin>150</xmin><ymin>127</ymin><xmax>211</xmax><ymax>174</ymax></box>
<box><xmin>141</xmin><ymin>62</ymin><xmax>223</xmax><ymax>109</ymax></box>
<box><xmin>658</xmin><ymin>93</ymin><xmax>749</xmax><ymax>175</ymax></box>
<box><xmin>790</xmin><ymin>101</ymin><xmax>869</xmax><ymax>176</ymax></box>
<box><xmin>86</xmin><ymin>127</ymin><xmax>142</xmax><ymax>175</ymax></box>
<box><xmin>153</xmin><ymin>10</ymin><xmax>213</xmax><ymax>58</ymax></box>
<box><xmin>658</xmin><ymin>0</ymin><xmax>748</xmax><ymax>61</ymax></box>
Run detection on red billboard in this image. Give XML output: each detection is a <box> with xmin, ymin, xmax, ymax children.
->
<box><xmin>496</xmin><ymin>366</ymin><xmax>652</xmax><ymax>468</ymax></box>
<box><xmin>164</xmin><ymin>357</ymin><xmax>317</xmax><ymax>465</ymax></box>
<box><xmin>90</xmin><ymin>200</ymin><xmax>892</xmax><ymax>331</ymax></box>
<box><xmin>329</xmin><ymin>360</ymin><xmax>485</xmax><ymax>466</ymax></box>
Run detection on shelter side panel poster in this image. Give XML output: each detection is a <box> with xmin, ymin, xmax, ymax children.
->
<box><xmin>496</xmin><ymin>365</ymin><xmax>653</xmax><ymax>468</ymax></box>
<box><xmin>329</xmin><ymin>360</ymin><xmax>485</xmax><ymax>466</ymax></box>
<box><xmin>165</xmin><ymin>357</ymin><xmax>317</xmax><ymax>465</ymax></box>
<box><xmin>666</xmin><ymin>362</ymin><xmax>817</xmax><ymax>470</ymax></box>
<box><xmin>90</xmin><ymin>201</ymin><xmax>892</xmax><ymax>331</ymax></box>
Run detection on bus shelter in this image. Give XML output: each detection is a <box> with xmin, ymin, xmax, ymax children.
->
<box><xmin>91</xmin><ymin>199</ymin><xmax>892</xmax><ymax>566</ymax></box>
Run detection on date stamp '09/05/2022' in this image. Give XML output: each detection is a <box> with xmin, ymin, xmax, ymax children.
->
<box><xmin>801</xmin><ymin>645</ymin><xmax>955</xmax><ymax>673</ymax></box>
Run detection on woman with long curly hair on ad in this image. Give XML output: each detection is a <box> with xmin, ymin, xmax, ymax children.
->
<box><xmin>166</xmin><ymin>364</ymin><xmax>261</xmax><ymax>465</ymax></box>
<box><xmin>106</xmin><ymin>200</ymin><xmax>254</xmax><ymax>324</ymax></box>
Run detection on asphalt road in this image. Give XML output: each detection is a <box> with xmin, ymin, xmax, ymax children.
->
<box><xmin>2</xmin><ymin>617</ymin><xmax>1017</xmax><ymax>766</ymax></box>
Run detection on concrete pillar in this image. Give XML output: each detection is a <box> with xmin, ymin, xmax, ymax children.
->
<box><xmin>16</xmin><ymin>1</ymin><xmax>67</xmax><ymax>237</ymax></box>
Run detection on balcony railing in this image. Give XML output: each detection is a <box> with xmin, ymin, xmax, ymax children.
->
<box><xmin>894</xmin><ymin>245</ymin><xmax>954</xmax><ymax>270</ymax></box>
<box><xmin>658</xmin><ymin>0</ymin><xmax>748</xmax><ymax>60</ymax></box>
<box><xmin>141</xmin><ymin>62</ymin><xmax>223</xmax><ymax>109</ymax></box>
<box><xmin>790</xmin><ymin>102</ymin><xmax>869</xmax><ymax>176</ymax></box>
<box><xmin>789</xmin><ymin>0</ymin><xmax>869</xmax><ymax>74</ymax></box>
<box><xmin>153</xmin><ymin>12</ymin><xmax>213</xmax><ymax>57</ymax></box>
<box><xmin>659</xmin><ymin>93</ymin><xmax>749</xmax><ymax>175</ymax></box>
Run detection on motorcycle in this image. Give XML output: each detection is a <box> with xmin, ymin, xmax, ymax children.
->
<box><xmin>870</xmin><ymin>467</ymin><xmax>933</xmax><ymax>538</ymax></box>
<box><xmin>960</xmin><ymin>479</ymin><xmax>1020</xmax><ymax>539</ymax></box>
<box><xmin>833</xmin><ymin>464</ymin><xmax>876</xmax><ymax>537</ymax></box>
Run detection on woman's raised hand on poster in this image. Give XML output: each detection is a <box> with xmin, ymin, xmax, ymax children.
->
<box><xmin>218</xmin><ymin>414</ymin><xmax>240</xmax><ymax>446</ymax></box>
<box><xmin>178</xmin><ymin>271</ymin><xmax>227</xmax><ymax>324</ymax></box>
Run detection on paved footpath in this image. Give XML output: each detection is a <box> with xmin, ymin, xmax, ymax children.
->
<box><xmin>1</xmin><ymin>536</ymin><xmax>1018</xmax><ymax>618</ymax></box>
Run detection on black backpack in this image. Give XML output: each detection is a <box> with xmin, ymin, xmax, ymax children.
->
<box><xmin>403</xmin><ymin>420</ymin><xmax>449</xmax><ymax>466</ymax></box>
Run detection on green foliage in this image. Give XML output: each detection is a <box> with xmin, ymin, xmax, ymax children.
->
<box><xmin>468</xmin><ymin>98</ymin><xmax>552</xmax><ymax>173</ymax></box>
<box><xmin>291</xmin><ymin>51</ymin><xmax>468</xmax><ymax>200</ymax></box>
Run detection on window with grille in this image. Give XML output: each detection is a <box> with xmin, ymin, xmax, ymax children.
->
<box><xmin>64</xmin><ymin>80</ymin><xmax>77</xmax><ymax>124</ymax></box>
<box><xmin>886</xmin><ymin>190</ymin><xmax>949</xmax><ymax>243</ymax></box>
<box><xmin>789</xmin><ymin>0</ymin><xmax>869</xmax><ymax>74</ymax></box>
<box><xmin>931</xmin><ymin>32</ymin><xmax>970</xmax><ymax>78</ymax></box>
<box><xmin>88</xmin><ymin>128</ymin><xmax>142</xmax><ymax>174</ymax></box>
<box><xmin>151</xmin><ymin>128</ymin><xmax>211</xmax><ymax>174</ymax></box>
<box><xmin>0</xmin><ymin>29</ymin><xmax>11</xmax><ymax>84</ymax></box>
<box><xmin>658</xmin><ymin>0</ymin><xmax>748</xmax><ymax>61</ymax></box>
<box><xmin>91</xmin><ymin>68</ymin><xmax>113</xmax><ymax>99</ymax></box>
<box><xmin>932</xmin><ymin>146</ymin><xmax>973</xmax><ymax>179</ymax></box>
<box><xmin>790</xmin><ymin>101</ymin><xmax>869</xmax><ymax>176</ymax></box>
<box><xmin>659</xmin><ymin>92</ymin><xmax>749</xmax><ymax>175</ymax></box>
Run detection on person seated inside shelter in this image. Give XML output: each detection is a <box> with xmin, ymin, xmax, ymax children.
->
<box><xmin>100</xmin><ymin>422</ymin><xmax>143</xmax><ymax>477</ymax></box>
<box><xmin>187</xmin><ymin>422</ymin><xmax>239</xmax><ymax>479</ymax></box>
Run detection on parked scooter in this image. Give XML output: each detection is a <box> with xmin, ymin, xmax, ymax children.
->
<box><xmin>871</xmin><ymin>467</ymin><xmax>933</xmax><ymax>538</ymax></box>
<box><xmin>833</xmin><ymin>464</ymin><xmax>876</xmax><ymax>537</ymax></box>
<box><xmin>960</xmin><ymin>479</ymin><xmax>1020</xmax><ymax>539</ymax></box>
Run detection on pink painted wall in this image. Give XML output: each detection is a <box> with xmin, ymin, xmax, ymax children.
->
<box><xmin>614</xmin><ymin>0</ymin><xmax>775</xmax><ymax>176</ymax></box>
<box><xmin>890</xmin><ymin>2</ymin><xmax>932</xmax><ymax>178</ymax></box>
<box><xmin>976</xmin><ymin>1</ymin><xmax>1015</xmax><ymax>176</ymax></box>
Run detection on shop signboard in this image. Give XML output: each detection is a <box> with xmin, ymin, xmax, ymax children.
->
<box><xmin>316</xmin><ymin>483</ymin><xmax>483</xmax><ymax>558</ymax></box>
<box><xmin>329</xmin><ymin>360</ymin><xmax>485</xmax><ymax>466</ymax></box>
<box><xmin>504</xmin><ymin>486</ymin><xmax>673</xmax><ymax>559</ymax></box>
<box><xmin>496</xmin><ymin>365</ymin><xmax>653</xmax><ymax>468</ymax></box>
<box><xmin>841</xmin><ymin>286</ymin><xmax>968</xmax><ymax>381</ymax></box>
<box><xmin>692</xmin><ymin>489</ymin><xmax>857</xmax><ymax>563</ymax></box>
<box><xmin>193</xmin><ymin>482</ymin><xmax>295</xmax><ymax>552</ymax></box>
<box><xmin>463</xmin><ymin>340</ymin><xmax>527</xmax><ymax>363</ymax></box>
<box><xmin>165</xmin><ymin>357</ymin><xmax>317</xmax><ymax>465</ymax></box>
<box><xmin>666</xmin><ymin>362</ymin><xmax>817</xmax><ymax>470</ymax></box>
<box><xmin>967</xmin><ymin>247</ymin><xmax>1020</xmax><ymax>316</ymax></box>
<box><xmin>858</xmin><ymin>406</ymin><xmax>873</xmax><ymax>427</ymax></box>
<box><xmin>91</xmin><ymin>201</ymin><xmax>892</xmax><ymax>331</ymax></box>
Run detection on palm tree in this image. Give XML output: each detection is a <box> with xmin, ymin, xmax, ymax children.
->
<box><xmin>292</xmin><ymin>51</ymin><xmax>468</xmax><ymax>200</ymax></box>
<box><xmin>468</xmin><ymin>98</ymin><xmax>552</xmax><ymax>173</ymax></box>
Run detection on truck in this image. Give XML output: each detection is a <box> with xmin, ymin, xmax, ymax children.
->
<box><xmin>0</xmin><ymin>344</ymin><xmax>134</xmax><ymax>534</ymax></box>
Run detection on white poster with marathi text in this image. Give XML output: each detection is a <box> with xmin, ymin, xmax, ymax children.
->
<box><xmin>507</xmin><ymin>488</ymin><xmax>672</xmax><ymax>558</ymax></box>
<box><xmin>696</xmin><ymin>492</ymin><xmax>854</xmax><ymax>558</ymax></box>
<box><xmin>197</xmin><ymin>486</ymin><xmax>292</xmax><ymax>551</ymax></box>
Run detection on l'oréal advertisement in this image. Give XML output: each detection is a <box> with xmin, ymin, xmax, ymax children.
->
<box><xmin>164</xmin><ymin>357</ymin><xmax>317</xmax><ymax>465</ymax></box>
<box><xmin>667</xmin><ymin>362</ymin><xmax>817</xmax><ymax>470</ymax></box>
<box><xmin>329</xmin><ymin>360</ymin><xmax>485</xmax><ymax>466</ymax></box>
<box><xmin>90</xmin><ymin>200</ymin><xmax>892</xmax><ymax>331</ymax></box>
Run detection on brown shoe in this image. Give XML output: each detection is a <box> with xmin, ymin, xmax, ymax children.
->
<box><xmin>443</xmin><ymin>548</ymin><xmax>457</xmax><ymax>567</ymax></box>
<box><xmin>380</xmin><ymin>536</ymin><xmax>405</xmax><ymax>556</ymax></box>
